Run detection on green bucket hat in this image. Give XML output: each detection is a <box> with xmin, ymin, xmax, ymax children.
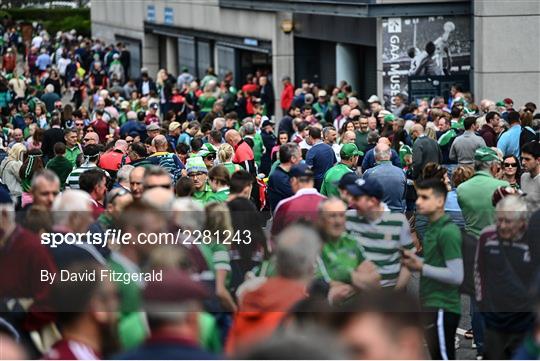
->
<box><xmin>186</xmin><ymin>156</ymin><xmax>209</xmax><ymax>174</ymax></box>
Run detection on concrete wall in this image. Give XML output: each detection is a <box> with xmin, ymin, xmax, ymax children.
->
<box><xmin>473</xmin><ymin>0</ymin><xmax>540</xmax><ymax>106</ymax></box>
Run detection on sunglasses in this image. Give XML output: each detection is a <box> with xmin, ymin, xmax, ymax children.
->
<box><xmin>503</xmin><ymin>162</ymin><xmax>517</xmax><ymax>168</ymax></box>
<box><xmin>75</xmin><ymin>123</ymin><xmax>84</xmax><ymax>127</ymax></box>
<box><xmin>204</xmin><ymin>154</ymin><xmax>216</xmax><ymax>161</ymax></box>
<box><xmin>83</xmin><ymin>138</ymin><xmax>92</xmax><ymax>142</ymax></box>
<box><xmin>108</xmin><ymin>188</ymin><xmax>131</xmax><ymax>204</ymax></box>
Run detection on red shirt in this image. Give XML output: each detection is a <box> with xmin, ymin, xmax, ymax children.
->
<box><xmin>0</xmin><ymin>226</ymin><xmax>57</xmax><ymax>330</ymax></box>
<box><xmin>91</xmin><ymin>118</ymin><xmax>109</xmax><ymax>143</ymax></box>
<box><xmin>271</xmin><ymin>188</ymin><xmax>326</xmax><ymax>236</ymax></box>
<box><xmin>281</xmin><ymin>83</ymin><xmax>294</xmax><ymax>110</ymax></box>
<box><xmin>2</xmin><ymin>53</ymin><xmax>16</xmax><ymax>72</ymax></box>
<box><xmin>43</xmin><ymin>339</ymin><xmax>101</xmax><ymax>360</ymax></box>
<box><xmin>233</xmin><ymin>140</ymin><xmax>254</xmax><ymax>164</ymax></box>
<box><xmin>97</xmin><ymin>149</ymin><xmax>130</xmax><ymax>171</ymax></box>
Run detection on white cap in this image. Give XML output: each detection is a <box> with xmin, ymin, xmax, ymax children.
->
<box><xmin>318</xmin><ymin>90</ymin><xmax>327</xmax><ymax>98</ymax></box>
<box><xmin>367</xmin><ymin>95</ymin><xmax>380</xmax><ymax>103</ymax></box>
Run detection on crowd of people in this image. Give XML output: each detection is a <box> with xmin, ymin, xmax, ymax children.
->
<box><xmin>0</xmin><ymin>21</ymin><xmax>539</xmax><ymax>360</ymax></box>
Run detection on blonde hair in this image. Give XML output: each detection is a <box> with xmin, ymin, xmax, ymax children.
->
<box><xmin>8</xmin><ymin>143</ymin><xmax>27</xmax><ymax>162</ymax></box>
<box><xmin>205</xmin><ymin>202</ymin><xmax>233</xmax><ymax>236</ymax></box>
<box><xmin>217</xmin><ymin>143</ymin><xmax>234</xmax><ymax>163</ymax></box>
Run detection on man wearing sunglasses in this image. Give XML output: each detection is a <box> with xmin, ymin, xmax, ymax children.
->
<box><xmin>185</xmin><ymin>156</ymin><xmax>213</xmax><ymax>204</ymax></box>
<box><xmin>82</xmin><ymin>132</ymin><xmax>99</xmax><ymax>146</ymax></box>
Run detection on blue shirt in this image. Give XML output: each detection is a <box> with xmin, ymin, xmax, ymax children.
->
<box><xmin>36</xmin><ymin>53</ymin><xmax>51</xmax><ymax>71</ymax></box>
<box><xmin>497</xmin><ymin>124</ymin><xmax>521</xmax><ymax>158</ymax></box>
<box><xmin>305</xmin><ymin>141</ymin><xmax>336</xmax><ymax>181</ymax></box>
<box><xmin>361</xmin><ymin>148</ymin><xmax>401</xmax><ymax>171</ymax></box>
<box><xmin>363</xmin><ymin>161</ymin><xmax>406</xmax><ymax>212</ymax></box>
<box><xmin>267</xmin><ymin>165</ymin><xmax>293</xmax><ymax>212</ymax></box>
<box><xmin>444</xmin><ymin>190</ymin><xmax>465</xmax><ymax>229</ymax></box>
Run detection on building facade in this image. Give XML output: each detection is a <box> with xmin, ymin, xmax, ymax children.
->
<box><xmin>92</xmin><ymin>0</ymin><xmax>540</xmax><ymax>116</ymax></box>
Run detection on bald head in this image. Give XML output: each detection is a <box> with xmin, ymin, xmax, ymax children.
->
<box><xmin>225</xmin><ymin>129</ymin><xmax>241</xmax><ymax>146</ymax></box>
<box><xmin>129</xmin><ymin>166</ymin><xmax>146</xmax><ymax>199</ymax></box>
<box><xmin>141</xmin><ymin>187</ymin><xmax>175</xmax><ymax>211</ymax></box>
<box><xmin>84</xmin><ymin>132</ymin><xmax>100</xmax><ymax>145</ymax></box>
<box><xmin>374</xmin><ymin>143</ymin><xmax>391</xmax><ymax>162</ymax></box>
<box><xmin>377</xmin><ymin>137</ymin><xmax>391</xmax><ymax>146</ymax></box>
<box><xmin>411</xmin><ymin>124</ymin><xmax>424</xmax><ymax>139</ymax></box>
<box><xmin>350</xmin><ymin>109</ymin><xmax>361</xmax><ymax>118</ymax></box>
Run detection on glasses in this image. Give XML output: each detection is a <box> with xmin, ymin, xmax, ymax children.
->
<box><xmin>188</xmin><ymin>172</ymin><xmax>206</xmax><ymax>178</ymax></box>
<box><xmin>75</xmin><ymin>122</ymin><xmax>84</xmax><ymax>127</ymax></box>
<box><xmin>503</xmin><ymin>162</ymin><xmax>517</xmax><ymax>168</ymax></box>
<box><xmin>108</xmin><ymin>188</ymin><xmax>130</xmax><ymax>204</ymax></box>
<box><xmin>83</xmin><ymin>138</ymin><xmax>92</xmax><ymax>142</ymax></box>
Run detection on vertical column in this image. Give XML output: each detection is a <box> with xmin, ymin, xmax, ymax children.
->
<box><xmin>272</xmin><ymin>11</ymin><xmax>295</xmax><ymax>120</ymax></box>
<box><xmin>166</xmin><ymin>36</ymin><xmax>178</xmax><ymax>74</ymax></box>
<box><xmin>336</xmin><ymin>43</ymin><xmax>359</xmax><ymax>92</ymax></box>
<box><xmin>143</xmin><ymin>33</ymin><xmax>159</xmax><ymax>77</ymax></box>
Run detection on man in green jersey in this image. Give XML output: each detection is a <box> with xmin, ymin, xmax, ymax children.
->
<box><xmin>320</xmin><ymin>143</ymin><xmax>362</xmax><ymax>198</ymax></box>
<box><xmin>186</xmin><ymin>156</ymin><xmax>213</xmax><ymax>203</ymax></box>
<box><xmin>402</xmin><ymin>178</ymin><xmax>463</xmax><ymax>360</ymax></box>
<box><xmin>316</xmin><ymin>198</ymin><xmax>380</xmax><ymax>304</ymax></box>
<box><xmin>457</xmin><ymin>147</ymin><xmax>508</xmax><ymax>238</ymax></box>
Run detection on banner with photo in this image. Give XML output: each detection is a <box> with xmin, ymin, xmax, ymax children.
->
<box><xmin>382</xmin><ymin>15</ymin><xmax>471</xmax><ymax>111</ymax></box>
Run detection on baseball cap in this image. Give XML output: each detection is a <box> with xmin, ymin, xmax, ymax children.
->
<box><xmin>340</xmin><ymin>143</ymin><xmax>364</xmax><ymax>158</ymax></box>
<box><xmin>146</xmin><ymin>123</ymin><xmax>161</xmax><ymax>131</ymax></box>
<box><xmin>474</xmin><ymin>147</ymin><xmax>500</xmax><ymax>162</ymax></box>
<box><xmin>337</xmin><ymin>92</ymin><xmax>347</xmax><ymax>100</ymax></box>
<box><xmin>337</xmin><ymin>172</ymin><xmax>360</xmax><ymax>190</ymax></box>
<box><xmin>367</xmin><ymin>95</ymin><xmax>380</xmax><ymax>103</ymax></box>
<box><xmin>346</xmin><ymin>177</ymin><xmax>383</xmax><ymax>199</ymax></box>
<box><xmin>120</xmin><ymin>101</ymin><xmax>130</xmax><ymax>110</ymax></box>
<box><xmin>495</xmin><ymin>101</ymin><xmax>506</xmax><ymax>107</ymax></box>
<box><xmin>318</xmin><ymin>90</ymin><xmax>327</xmax><ymax>98</ymax></box>
<box><xmin>168</xmin><ymin>121</ymin><xmax>181</xmax><ymax>132</ymax></box>
<box><xmin>383</xmin><ymin>114</ymin><xmax>396</xmax><ymax>123</ymax></box>
<box><xmin>261</xmin><ymin>118</ymin><xmax>275</xmax><ymax>128</ymax></box>
<box><xmin>289</xmin><ymin>163</ymin><xmax>313</xmax><ymax>178</ymax></box>
<box><xmin>150</xmin><ymin>103</ymin><xmax>159</xmax><ymax>110</ymax></box>
<box><xmin>503</xmin><ymin>98</ymin><xmax>514</xmax><ymax>105</ymax></box>
<box><xmin>186</xmin><ymin>156</ymin><xmax>208</xmax><ymax>174</ymax></box>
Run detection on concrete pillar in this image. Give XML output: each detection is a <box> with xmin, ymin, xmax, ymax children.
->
<box><xmin>336</xmin><ymin>43</ymin><xmax>359</xmax><ymax>93</ymax></box>
<box><xmin>272</xmin><ymin>12</ymin><xmax>295</xmax><ymax>121</ymax></box>
<box><xmin>142</xmin><ymin>33</ymin><xmax>159</xmax><ymax>77</ymax></box>
<box><xmin>473</xmin><ymin>0</ymin><xmax>540</xmax><ymax>106</ymax></box>
<box><xmin>166</xmin><ymin>36</ymin><xmax>178</xmax><ymax>74</ymax></box>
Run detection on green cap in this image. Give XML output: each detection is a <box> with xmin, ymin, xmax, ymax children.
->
<box><xmin>399</xmin><ymin>144</ymin><xmax>412</xmax><ymax>156</ymax></box>
<box><xmin>474</xmin><ymin>147</ymin><xmax>500</xmax><ymax>162</ymax></box>
<box><xmin>340</xmin><ymin>143</ymin><xmax>364</xmax><ymax>158</ymax></box>
<box><xmin>337</xmin><ymin>92</ymin><xmax>347</xmax><ymax>100</ymax></box>
<box><xmin>197</xmin><ymin>143</ymin><xmax>217</xmax><ymax>158</ymax></box>
<box><xmin>384</xmin><ymin>114</ymin><xmax>396</xmax><ymax>123</ymax></box>
<box><xmin>496</xmin><ymin>101</ymin><xmax>505</xmax><ymax>107</ymax></box>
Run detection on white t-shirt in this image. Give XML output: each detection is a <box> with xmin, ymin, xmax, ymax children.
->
<box><xmin>521</xmin><ymin>172</ymin><xmax>540</xmax><ymax>212</ymax></box>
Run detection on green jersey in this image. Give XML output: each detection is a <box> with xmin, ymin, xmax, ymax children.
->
<box><xmin>420</xmin><ymin>214</ymin><xmax>462</xmax><ymax>314</ymax></box>
<box><xmin>65</xmin><ymin>145</ymin><xmax>82</xmax><ymax>168</ymax></box>
<box><xmin>222</xmin><ymin>162</ymin><xmax>241</xmax><ymax>175</ymax></box>
<box><xmin>346</xmin><ymin>207</ymin><xmax>414</xmax><ymax>287</ymax></box>
<box><xmin>316</xmin><ymin>233</ymin><xmax>365</xmax><ymax>284</ymax></box>
<box><xmin>320</xmin><ymin>163</ymin><xmax>352</xmax><ymax>198</ymax></box>
<box><xmin>192</xmin><ymin>183</ymin><xmax>215</xmax><ymax>204</ymax></box>
<box><xmin>207</xmin><ymin>187</ymin><xmax>229</xmax><ymax>203</ymax></box>
<box><xmin>457</xmin><ymin>171</ymin><xmax>509</xmax><ymax>238</ymax></box>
